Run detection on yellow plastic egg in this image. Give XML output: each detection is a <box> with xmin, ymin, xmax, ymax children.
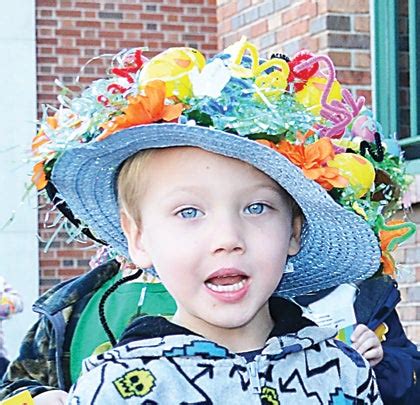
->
<box><xmin>327</xmin><ymin>153</ymin><xmax>375</xmax><ymax>198</ymax></box>
<box><xmin>295</xmin><ymin>76</ymin><xmax>342</xmax><ymax>115</ymax></box>
<box><xmin>139</xmin><ymin>47</ymin><xmax>206</xmax><ymax>99</ymax></box>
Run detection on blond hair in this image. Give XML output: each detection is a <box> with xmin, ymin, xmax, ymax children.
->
<box><xmin>117</xmin><ymin>149</ymin><xmax>156</xmax><ymax>224</ymax></box>
<box><xmin>117</xmin><ymin>147</ymin><xmax>303</xmax><ymax>225</ymax></box>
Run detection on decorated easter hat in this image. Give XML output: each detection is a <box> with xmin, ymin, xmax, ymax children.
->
<box><xmin>31</xmin><ymin>38</ymin><xmax>415</xmax><ymax>297</ymax></box>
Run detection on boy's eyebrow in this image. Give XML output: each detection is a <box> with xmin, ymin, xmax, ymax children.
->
<box><xmin>162</xmin><ymin>183</ymin><xmax>284</xmax><ymax>197</ymax></box>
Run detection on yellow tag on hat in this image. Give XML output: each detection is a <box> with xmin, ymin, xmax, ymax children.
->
<box><xmin>1</xmin><ymin>390</ymin><xmax>34</xmax><ymax>405</ymax></box>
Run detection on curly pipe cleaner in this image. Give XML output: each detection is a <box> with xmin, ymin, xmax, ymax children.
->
<box><xmin>295</xmin><ymin>55</ymin><xmax>365</xmax><ymax>138</ymax></box>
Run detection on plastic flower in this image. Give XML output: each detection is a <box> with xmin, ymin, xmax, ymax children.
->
<box><xmin>379</xmin><ymin>219</ymin><xmax>416</xmax><ymax>277</ymax></box>
<box><xmin>98</xmin><ymin>80</ymin><xmax>184</xmax><ymax>140</ymax></box>
<box><xmin>259</xmin><ymin>137</ymin><xmax>349</xmax><ymax>191</ymax></box>
<box><xmin>31</xmin><ymin>116</ymin><xmax>58</xmax><ymax>190</ymax></box>
<box><xmin>190</xmin><ymin>58</ymin><xmax>231</xmax><ymax>98</ymax></box>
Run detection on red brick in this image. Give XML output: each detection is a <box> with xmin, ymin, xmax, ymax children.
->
<box><xmin>40</xmin><ymin>259</ymin><xmax>60</xmax><ymax>267</ymax></box>
<box><xmin>38</xmin><ymin>38</ymin><xmax>58</xmax><ymax>45</ymax></box>
<box><xmin>140</xmin><ymin>13</ymin><xmax>164</xmax><ymax>21</ymax></box>
<box><xmin>83</xmin><ymin>11</ymin><xmax>97</xmax><ymax>18</ymax></box>
<box><xmin>354</xmin><ymin>52</ymin><xmax>371</xmax><ymax>68</ymax></box>
<box><xmin>37</xmin><ymin>19</ymin><xmax>58</xmax><ymax>26</ymax></box>
<box><xmin>119</xmin><ymin>22</ymin><xmax>144</xmax><ymax>30</ymax></box>
<box><xmin>202</xmin><ymin>7</ymin><xmax>216</xmax><ymax>13</ymax></box>
<box><xmin>282</xmin><ymin>3</ymin><xmax>309</xmax><ymax>24</ymax></box>
<box><xmin>75</xmin><ymin>38</ymin><xmax>102</xmax><ymax>47</ymax></box>
<box><xmin>207</xmin><ymin>15</ymin><xmax>217</xmax><ymax>24</ymax></box>
<box><xmin>336</xmin><ymin>70</ymin><xmax>371</xmax><ymax>85</ymax></box>
<box><xmin>329</xmin><ymin>51</ymin><xmax>351</xmax><ymax>67</ymax></box>
<box><xmin>181</xmin><ymin>15</ymin><xmax>205</xmax><ymax>23</ymax></box>
<box><xmin>249</xmin><ymin>20</ymin><xmax>266</xmax><ymax>37</ymax></box>
<box><xmin>43</xmin><ymin>269</ymin><xmax>58</xmax><ymax>277</ymax></box>
<box><xmin>58</xmin><ymin>268</ymin><xmax>86</xmax><ymax>277</ymax></box>
<box><xmin>161</xmin><ymin>24</ymin><xmax>186</xmax><ymax>31</ymax></box>
<box><xmin>37</xmin><ymin>0</ymin><xmax>57</xmax><ymax>6</ymax></box>
<box><xmin>39</xmin><ymin>9</ymin><xmax>53</xmax><ymax>17</ymax></box>
<box><xmin>326</xmin><ymin>0</ymin><xmax>369</xmax><ymax>13</ymax></box>
<box><xmin>59</xmin><ymin>38</ymin><xmax>75</xmax><ymax>47</ymax></box>
<box><xmin>139</xmin><ymin>32</ymin><xmax>164</xmax><ymax>40</ymax></box>
<box><xmin>38</xmin><ymin>56</ymin><xmax>58</xmax><ymax>64</ymax></box>
<box><xmin>167</xmin><ymin>15</ymin><xmax>179</xmax><ymax>22</ymax></box>
<box><xmin>217</xmin><ymin>1</ymin><xmax>236</xmax><ymax>19</ymax></box>
<box><xmin>56</xmin><ymin>47</ymin><xmax>81</xmax><ymax>55</ymax></box>
<box><xmin>354</xmin><ymin>15</ymin><xmax>370</xmax><ymax>32</ymax></box>
<box><xmin>100</xmin><ymin>30</ymin><xmax>123</xmax><ymax>38</ymax></box>
<box><xmin>161</xmin><ymin>6</ymin><xmax>184</xmax><ymax>13</ymax></box>
<box><xmin>61</xmin><ymin>20</ymin><xmax>76</xmax><ymax>28</ymax></box>
<box><xmin>76</xmin><ymin>20</ymin><xmax>101</xmax><ymax>28</ymax></box>
<box><xmin>56</xmin><ymin>10</ymin><xmax>82</xmax><ymax>18</ymax></box>
<box><xmin>75</xmin><ymin>2</ymin><xmax>101</xmax><ymax>9</ymax></box>
<box><xmin>117</xmin><ymin>3</ymin><xmax>143</xmax><ymax>11</ymax></box>
<box><xmin>355</xmin><ymin>89</ymin><xmax>372</xmax><ymax>106</ymax></box>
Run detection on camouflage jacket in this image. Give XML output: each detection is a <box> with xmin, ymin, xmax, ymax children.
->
<box><xmin>0</xmin><ymin>260</ymin><xmax>119</xmax><ymax>400</ymax></box>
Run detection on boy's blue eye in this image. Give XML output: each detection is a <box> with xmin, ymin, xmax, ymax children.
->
<box><xmin>245</xmin><ymin>203</ymin><xmax>266</xmax><ymax>215</ymax></box>
<box><xmin>177</xmin><ymin>208</ymin><xmax>202</xmax><ymax>219</ymax></box>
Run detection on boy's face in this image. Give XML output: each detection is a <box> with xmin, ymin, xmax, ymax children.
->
<box><xmin>122</xmin><ymin>147</ymin><xmax>301</xmax><ymax>339</ymax></box>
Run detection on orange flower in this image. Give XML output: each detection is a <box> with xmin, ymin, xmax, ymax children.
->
<box><xmin>32</xmin><ymin>161</ymin><xmax>48</xmax><ymax>190</ymax></box>
<box><xmin>259</xmin><ymin>137</ymin><xmax>349</xmax><ymax>190</ymax></box>
<box><xmin>379</xmin><ymin>219</ymin><xmax>416</xmax><ymax>277</ymax></box>
<box><xmin>31</xmin><ymin>116</ymin><xmax>58</xmax><ymax>191</ymax></box>
<box><xmin>98</xmin><ymin>80</ymin><xmax>184</xmax><ymax>140</ymax></box>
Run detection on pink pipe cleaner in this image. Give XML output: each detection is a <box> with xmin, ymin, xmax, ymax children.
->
<box><xmin>295</xmin><ymin>55</ymin><xmax>365</xmax><ymax>139</ymax></box>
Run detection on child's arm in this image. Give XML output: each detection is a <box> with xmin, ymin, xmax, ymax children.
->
<box><xmin>0</xmin><ymin>316</ymin><xmax>63</xmax><ymax>401</ymax></box>
<box><xmin>370</xmin><ymin>310</ymin><xmax>420</xmax><ymax>404</ymax></box>
<box><xmin>0</xmin><ymin>280</ymin><xmax>23</xmax><ymax>320</ymax></box>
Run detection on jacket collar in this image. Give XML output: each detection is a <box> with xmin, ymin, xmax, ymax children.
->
<box><xmin>33</xmin><ymin>260</ymin><xmax>120</xmax><ymax>315</ymax></box>
<box><xmin>119</xmin><ymin>297</ymin><xmax>315</xmax><ymax>346</ymax></box>
<box><xmin>354</xmin><ymin>275</ymin><xmax>400</xmax><ymax>329</ymax></box>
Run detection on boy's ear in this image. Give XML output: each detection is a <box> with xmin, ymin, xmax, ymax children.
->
<box><xmin>287</xmin><ymin>214</ymin><xmax>303</xmax><ymax>256</ymax></box>
<box><xmin>120</xmin><ymin>209</ymin><xmax>153</xmax><ymax>269</ymax></box>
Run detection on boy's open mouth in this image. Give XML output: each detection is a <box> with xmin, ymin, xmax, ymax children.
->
<box><xmin>204</xmin><ymin>271</ymin><xmax>249</xmax><ymax>293</ymax></box>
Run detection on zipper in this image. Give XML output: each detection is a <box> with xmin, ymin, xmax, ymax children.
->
<box><xmin>247</xmin><ymin>361</ymin><xmax>261</xmax><ymax>394</ymax></box>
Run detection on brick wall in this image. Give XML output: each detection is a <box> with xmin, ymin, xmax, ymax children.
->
<box><xmin>217</xmin><ymin>0</ymin><xmax>372</xmax><ymax>104</ymax></box>
<box><xmin>36</xmin><ymin>0</ymin><xmax>218</xmax><ymax>292</ymax></box>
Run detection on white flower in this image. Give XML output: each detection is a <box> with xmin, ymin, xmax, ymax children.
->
<box><xmin>189</xmin><ymin>58</ymin><xmax>231</xmax><ymax>98</ymax></box>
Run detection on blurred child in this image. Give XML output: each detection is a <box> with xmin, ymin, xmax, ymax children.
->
<box><xmin>0</xmin><ymin>276</ymin><xmax>23</xmax><ymax>378</ymax></box>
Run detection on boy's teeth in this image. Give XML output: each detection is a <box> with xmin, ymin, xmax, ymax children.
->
<box><xmin>205</xmin><ymin>279</ymin><xmax>246</xmax><ymax>292</ymax></box>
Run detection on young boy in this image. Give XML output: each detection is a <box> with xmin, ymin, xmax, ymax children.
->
<box><xmin>7</xmin><ymin>38</ymin><xmax>410</xmax><ymax>403</ymax></box>
<box><xmin>20</xmin><ymin>39</ymin><xmax>395</xmax><ymax>403</ymax></box>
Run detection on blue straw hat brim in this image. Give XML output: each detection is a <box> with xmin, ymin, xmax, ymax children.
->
<box><xmin>51</xmin><ymin>123</ymin><xmax>381</xmax><ymax>297</ymax></box>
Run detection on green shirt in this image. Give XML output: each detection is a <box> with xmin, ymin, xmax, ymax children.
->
<box><xmin>70</xmin><ymin>273</ymin><xmax>176</xmax><ymax>383</ymax></box>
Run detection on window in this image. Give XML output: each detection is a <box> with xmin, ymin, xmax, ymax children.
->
<box><xmin>373</xmin><ymin>0</ymin><xmax>420</xmax><ymax>173</ymax></box>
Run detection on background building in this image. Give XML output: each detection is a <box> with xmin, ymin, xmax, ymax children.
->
<box><xmin>1</xmin><ymin>0</ymin><xmax>419</xmax><ymax>357</ymax></box>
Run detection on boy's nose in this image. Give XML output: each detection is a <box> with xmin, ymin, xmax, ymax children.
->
<box><xmin>210</xmin><ymin>216</ymin><xmax>245</xmax><ymax>255</ymax></box>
